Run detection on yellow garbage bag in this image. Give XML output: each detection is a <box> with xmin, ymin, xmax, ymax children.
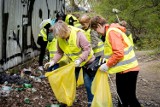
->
<box><xmin>77</xmin><ymin>68</ymin><xmax>84</xmax><ymax>87</ymax></box>
<box><xmin>91</xmin><ymin>69</ymin><xmax>113</xmax><ymax>107</ymax></box>
<box><xmin>45</xmin><ymin>62</ymin><xmax>76</xmax><ymax>106</ymax></box>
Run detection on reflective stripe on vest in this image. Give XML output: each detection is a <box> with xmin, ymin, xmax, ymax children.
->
<box><xmin>49</xmin><ymin>51</ymin><xmax>57</xmax><ymax>58</ymax></box>
<box><xmin>93</xmin><ymin>41</ymin><xmax>104</xmax><ymax>56</ymax></box>
<box><xmin>115</xmin><ymin>56</ymin><xmax>137</xmax><ymax>67</ymax></box>
<box><xmin>105</xmin><ymin>27</ymin><xmax>138</xmax><ymax>74</ymax></box>
<box><xmin>66</xmin><ymin>51</ymin><xmax>82</xmax><ymax>57</ymax></box>
<box><xmin>58</xmin><ymin>26</ymin><xmax>93</xmax><ymax>66</ymax></box>
<box><xmin>49</xmin><ymin>51</ymin><xmax>57</xmax><ymax>54</ymax></box>
<box><xmin>104</xmin><ymin>46</ymin><xmax>133</xmax><ymax>59</ymax></box>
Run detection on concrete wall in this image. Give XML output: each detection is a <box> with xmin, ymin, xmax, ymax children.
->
<box><xmin>0</xmin><ymin>0</ymin><xmax>65</xmax><ymax>71</ymax></box>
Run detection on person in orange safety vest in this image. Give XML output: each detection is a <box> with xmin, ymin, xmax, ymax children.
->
<box><xmin>90</xmin><ymin>15</ymin><xmax>141</xmax><ymax>107</ymax></box>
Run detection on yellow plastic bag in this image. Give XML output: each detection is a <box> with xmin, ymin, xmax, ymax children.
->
<box><xmin>45</xmin><ymin>62</ymin><xmax>76</xmax><ymax>106</ymax></box>
<box><xmin>77</xmin><ymin>68</ymin><xmax>84</xmax><ymax>87</ymax></box>
<box><xmin>91</xmin><ymin>69</ymin><xmax>113</xmax><ymax>107</ymax></box>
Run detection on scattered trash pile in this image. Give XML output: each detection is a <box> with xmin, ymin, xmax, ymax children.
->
<box><xmin>0</xmin><ymin>66</ymin><xmax>88</xmax><ymax>107</ymax></box>
<box><xmin>0</xmin><ymin>66</ymin><xmax>59</xmax><ymax>107</ymax></box>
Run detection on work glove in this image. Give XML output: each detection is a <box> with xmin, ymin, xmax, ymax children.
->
<box><xmin>38</xmin><ymin>66</ymin><xmax>44</xmax><ymax>71</ymax></box>
<box><xmin>74</xmin><ymin>60</ymin><xmax>81</xmax><ymax>67</ymax></box>
<box><xmin>39</xmin><ymin>19</ymin><xmax>51</xmax><ymax>29</ymax></box>
<box><xmin>44</xmin><ymin>60</ymin><xmax>55</xmax><ymax>69</ymax></box>
<box><xmin>102</xmin><ymin>58</ymin><xmax>106</xmax><ymax>63</ymax></box>
<box><xmin>100</xmin><ymin>63</ymin><xmax>108</xmax><ymax>72</ymax></box>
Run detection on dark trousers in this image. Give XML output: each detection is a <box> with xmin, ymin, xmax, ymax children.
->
<box><xmin>116</xmin><ymin>71</ymin><xmax>141</xmax><ymax>107</ymax></box>
<box><xmin>38</xmin><ymin>41</ymin><xmax>48</xmax><ymax>66</ymax></box>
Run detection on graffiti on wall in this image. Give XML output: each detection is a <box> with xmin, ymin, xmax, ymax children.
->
<box><xmin>0</xmin><ymin>0</ymin><xmax>65</xmax><ymax>71</ymax></box>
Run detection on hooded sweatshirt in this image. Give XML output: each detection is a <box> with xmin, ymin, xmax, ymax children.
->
<box><xmin>105</xmin><ymin>23</ymin><xmax>139</xmax><ymax>73</ymax></box>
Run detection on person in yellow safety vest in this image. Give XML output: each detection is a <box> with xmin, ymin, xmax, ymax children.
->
<box><xmin>46</xmin><ymin>36</ymin><xmax>69</xmax><ymax>71</ymax></box>
<box><xmin>37</xmin><ymin>18</ymin><xmax>68</xmax><ymax>71</ymax></box>
<box><xmin>90</xmin><ymin>16</ymin><xmax>141</xmax><ymax>107</ymax></box>
<box><xmin>79</xmin><ymin>14</ymin><xmax>104</xmax><ymax>58</ymax></box>
<box><xmin>79</xmin><ymin>14</ymin><xmax>105</xmax><ymax>75</ymax></box>
<box><xmin>46</xmin><ymin>37</ymin><xmax>60</xmax><ymax>71</ymax></box>
<box><xmin>56</xmin><ymin>12</ymin><xmax>82</xmax><ymax>28</ymax></box>
<box><xmin>37</xmin><ymin>19</ymin><xmax>51</xmax><ymax>71</ymax></box>
<box><xmin>44</xmin><ymin>20</ymin><xmax>100</xmax><ymax>107</ymax></box>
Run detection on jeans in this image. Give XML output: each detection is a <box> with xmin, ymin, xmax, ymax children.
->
<box><xmin>83</xmin><ymin>70</ymin><xmax>94</xmax><ymax>107</ymax></box>
<box><xmin>83</xmin><ymin>56</ymin><xmax>101</xmax><ymax>107</ymax></box>
<box><xmin>75</xmin><ymin>67</ymin><xmax>94</xmax><ymax>107</ymax></box>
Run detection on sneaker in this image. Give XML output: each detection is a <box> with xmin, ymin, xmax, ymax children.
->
<box><xmin>38</xmin><ymin>66</ymin><xmax>44</xmax><ymax>71</ymax></box>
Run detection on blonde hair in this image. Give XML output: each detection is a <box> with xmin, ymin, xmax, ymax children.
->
<box><xmin>50</xmin><ymin>20</ymin><xmax>70</xmax><ymax>39</ymax></box>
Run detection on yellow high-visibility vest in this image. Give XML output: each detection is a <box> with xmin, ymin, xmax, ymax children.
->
<box><xmin>57</xmin><ymin>26</ymin><xmax>93</xmax><ymax>66</ymax></box>
<box><xmin>93</xmin><ymin>41</ymin><xmax>104</xmax><ymax>57</ymax></box>
<box><xmin>46</xmin><ymin>38</ymin><xmax>57</xmax><ymax>59</ymax></box>
<box><xmin>84</xmin><ymin>29</ymin><xmax>91</xmax><ymax>43</ymax></box>
<box><xmin>47</xmin><ymin>38</ymin><xmax>68</xmax><ymax>65</ymax></box>
<box><xmin>38</xmin><ymin>28</ymin><xmax>47</xmax><ymax>41</ymax></box>
<box><xmin>104</xmin><ymin>27</ymin><xmax>138</xmax><ymax>74</ymax></box>
<box><xmin>84</xmin><ymin>29</ymin><xmax>104</xmax><ymax>57</ymax></box>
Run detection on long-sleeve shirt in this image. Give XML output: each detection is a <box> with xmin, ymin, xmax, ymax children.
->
<box><xmin>53</xmin><ymin>31</ymin><xmax>95</xmax><ymax>64</ymax></box>
<box><xmin>105</xmin><ymin>23</ymin><xmax>140</xmax><ymax>73</ymax></box>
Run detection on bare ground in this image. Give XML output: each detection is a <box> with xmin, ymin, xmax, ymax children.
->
<box><xmin>135</xmin><ymin>50</ymin><xmax>160</xmax><ymax>107</ymax></box>
<box><xmin>0</xmin><ymin>50</ymin><xmax>160</xmax><ymax>107</ymax></box>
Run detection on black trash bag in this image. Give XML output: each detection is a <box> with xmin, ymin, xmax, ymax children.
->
<box><xmin>85</xmin><ymin>58</ymin><xmax>101</xmax><ymax>77</ymax></box>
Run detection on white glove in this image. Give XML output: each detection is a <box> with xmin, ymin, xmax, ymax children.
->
<box><xmin>75</xmin><ymin>60</ymin><xmax>81</xmax><ymax>67</ymax></box>
<box><xmin>44</xmin><ymin>60</ymin><xmax>55</xmax><ymax>69</ymax></box>
<box><xmin>100</xmin><ymin>63</ymin><xmax>108</xmax><ymax>72</ymax></box>
<box><xmin>39</xmin><ymin>19</ymin><xmax>51</xmax><ymax>29</ymax></box>
<box><xmin>102</xmin><ymin>58</ymin><xmax>106</xmax><ymax>63</ymax></box>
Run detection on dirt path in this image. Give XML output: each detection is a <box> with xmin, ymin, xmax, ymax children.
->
<box><xmin>136</xmin><ymin>50</ymin><xmax>160</xmax><ymax>107</ymax></box>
